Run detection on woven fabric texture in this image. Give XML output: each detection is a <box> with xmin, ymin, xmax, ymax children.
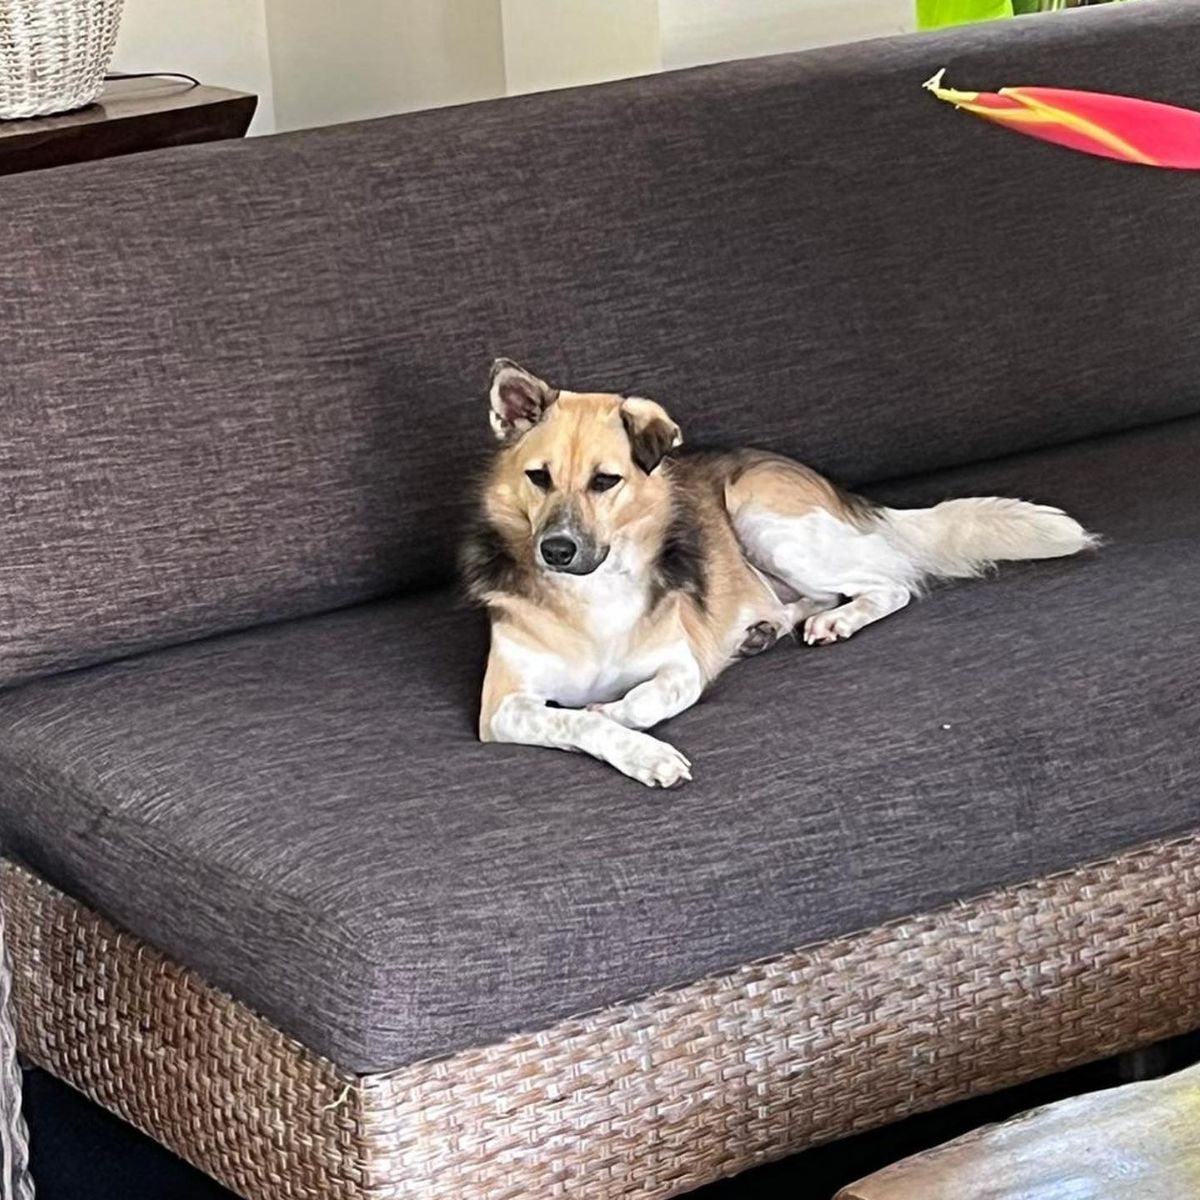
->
<box><xmin>1</xmin><ymin>0</ymin><xmax>1199</xmax><ymax>684</ymax></box>
<box><xmin>0</xmin><ymin>416</ymin><xmax>1197</xmax><ymax>1073</ymax></box>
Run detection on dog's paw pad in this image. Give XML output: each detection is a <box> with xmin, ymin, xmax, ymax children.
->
<box><xmin>736</xmin><ymin>620</ymin><xmax>779</xmax><ymax>658</ymax></box>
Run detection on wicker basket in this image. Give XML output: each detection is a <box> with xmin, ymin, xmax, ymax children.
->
<box><xmin>0</xmin><ymin>0</ymin><xmax>124</xmax><ymax>120</ymax></box>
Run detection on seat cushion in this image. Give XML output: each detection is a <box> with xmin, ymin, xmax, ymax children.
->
<box><xmin>1</xmin><ymin>417</ymin><xmax>1197</xmax><ymax>1075</ymax></box>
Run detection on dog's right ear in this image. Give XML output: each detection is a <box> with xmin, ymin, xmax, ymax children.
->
<box><xmin>489</xmin><ymin>359</ymin><xmax>557</xmax><ymax>442</ymax></box>
<box><xmin>620</xmin><ymin>396</ymin><xmax>683</xmax><ymax>474</ymax></box>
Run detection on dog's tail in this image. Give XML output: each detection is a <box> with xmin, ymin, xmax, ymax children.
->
<box><xmin>884</xmin><ymin>497</ymin><xmax>1099</xmax><ymax>581</ymax></box>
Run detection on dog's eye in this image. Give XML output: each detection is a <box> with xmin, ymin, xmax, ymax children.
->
<box><xmin>590</xmin><ymin>473</ymin><xmax>622</xmax><ymax>493</ymax></box>
<box><xmin>525</xmin><ymin>468</ymin><xmax>552</xmax><ymax>490</ymax></box>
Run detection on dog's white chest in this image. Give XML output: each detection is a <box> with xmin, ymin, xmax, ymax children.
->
<box><xmin>494</xmin><ymin>572</ymin><xmax>690</xmax><ymax>708</ymax></box>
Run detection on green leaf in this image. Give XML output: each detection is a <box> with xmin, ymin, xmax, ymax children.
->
<box><xmin>916</xmin><ymin>0</ymin><xmax>1014</xmax><ymax>28</ymax></box>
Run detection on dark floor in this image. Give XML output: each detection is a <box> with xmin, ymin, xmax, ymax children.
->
<box><xmin>23</xmin><ymin>1032</ymin><xmax>1200</xmax><ymax>1199</ymax></box>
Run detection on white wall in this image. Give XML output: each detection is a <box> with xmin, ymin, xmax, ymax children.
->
<box><xmin>112</xmin><ymin>0</ymin><xmax>917</xmax><ymax>138</ymax></box>
<box><xmin>501</xmin><ymin>0</ymin><xmax>661</xmax><ymax>96</ymax></box>
<box><xmin>659</xmin><ymin>0</ymin><xmax>913</xmax><ymax>71</ymax></box>
<box><xmin>264</xmin><ymin>0</ymin><xmax>506</xmax><ymax>132</ymax></box>
<box><xmin>112</xmin><ymin>0</ymin><xmax>276</xmax><ymax>133</ymax></box>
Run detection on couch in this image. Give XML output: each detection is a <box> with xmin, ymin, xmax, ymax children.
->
<box><xmin>2</xmin><ymin>2</ymin><xmax>1199</xmax><ymax>1197</ymax></box>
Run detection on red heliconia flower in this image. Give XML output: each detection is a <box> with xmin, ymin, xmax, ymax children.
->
<box><xmin>924</xmin><ymin>69</ymin><xmax>1200</xmax><ymax>169</ymax></box>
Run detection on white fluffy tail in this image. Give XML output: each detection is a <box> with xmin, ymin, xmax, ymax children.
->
<box><xmin>885</xmin><ymin>497</ymin><xmax>1098</xmax><ymax>580</ymax></box>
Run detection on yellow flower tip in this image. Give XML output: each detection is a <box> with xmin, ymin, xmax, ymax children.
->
<box><xmin>922</xmin><ymin>67</ymin><xmax>981</xmax><ymax>107</ymax></box>
<box><xmin>922</xmin><ymin>68</ymin><xmax>948</xmax><ymax>93</ymax></box>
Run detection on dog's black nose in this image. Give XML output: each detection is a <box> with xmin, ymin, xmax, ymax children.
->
<box><xmin>540</xmin><ymin>536</ymin><xmax>578</xmax><ymax>567</ymax></box>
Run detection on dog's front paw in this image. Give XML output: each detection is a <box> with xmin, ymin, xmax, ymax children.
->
<box><xmin>803</xmin><ymin>610</ymin><xmax>853</xmax><ymax>646</ymax></box>
<box><xmin>607</xmin><ymin>730</ymin><xmax>692</xmax><ymax>788</ymax></box>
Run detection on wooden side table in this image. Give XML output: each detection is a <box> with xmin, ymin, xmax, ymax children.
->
<box><xmin>839</xmin><ymin>1060</ymin><xmax>1200</xmax><ymax>1199</ymax></box>
<box><xmin>0</xmin><ymin>75</ymin><xmax>257</xmax><ymax>177</ymax></box>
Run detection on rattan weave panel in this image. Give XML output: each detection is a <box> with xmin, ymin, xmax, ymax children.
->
<box><xmin>4</xmin><ymin>838</ymin><xmax>1200</xmax><ymax>1199</ymax></box>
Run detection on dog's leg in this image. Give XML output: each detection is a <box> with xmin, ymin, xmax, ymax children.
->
<box><xmin>487</xmin><ymin>694</ymin><xmax>692</xmax><ymax>787</ymax></box>
<box><xmin>725</xmin><ymin>456</ymin><xmax>924</xmax><ymax>647</ymax></box>
<box><xmin>737</xmin><ymin>597</ymin><xmax>832</xmax><ymax>656</ymax></box>
<box><xmin>802</xmin><ymin>583</ymin><xmax>912</xmax><ymax>645</ymax></box>
<box><xmin>587</xmin><ymin>662</ymin><xmax>703</xmax><ymax>731</ymax></box>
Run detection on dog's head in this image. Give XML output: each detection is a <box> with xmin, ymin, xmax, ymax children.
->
<box><xmin>486</xmin><ymin>359</ymin><xmax>682</xmax><ymax>576</ymax></box>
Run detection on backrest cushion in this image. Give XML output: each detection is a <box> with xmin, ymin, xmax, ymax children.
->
<box><xmin>2</xmin><ymin>0</ymin><xmax>1198</xmax><ymax>685</ymax></box>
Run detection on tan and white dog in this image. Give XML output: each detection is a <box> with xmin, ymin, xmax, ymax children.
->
<box><xmin>462</xmin><ymin>360</ymin><xmax>1096</xmax><ymax>788</ymax></box>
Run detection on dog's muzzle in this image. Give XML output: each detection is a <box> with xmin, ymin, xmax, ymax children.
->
<box><xmin>537</xmin><ymin>530</ymin><xmax>608</xmax><ymax>575</ymax></box>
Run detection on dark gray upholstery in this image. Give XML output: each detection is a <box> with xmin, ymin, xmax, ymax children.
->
<box><xmin>2</xmin><ymin>0</ymin><xmax>1200</xmax><ymax>684</ymax></box>
<box><xmin>1</xmin><ymin>418</ymin><xmax>1196</xmax><ymax>1073</ymax></box>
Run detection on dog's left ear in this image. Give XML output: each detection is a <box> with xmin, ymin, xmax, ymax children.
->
<box><xmin>489</xmin><ymin>359</ymin><xmax>558</xmax><ymax>442</ymax></box>
<box><xmin>620</xmin><ymin>397</ymin><xmax>683</xmax><ymax>474</ymax></box>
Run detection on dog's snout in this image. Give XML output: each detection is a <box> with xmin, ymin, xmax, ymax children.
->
<box><xmin>540</xmin><ymin>535</ymin><xmax>578</xmax><ymax>567</ymax></box>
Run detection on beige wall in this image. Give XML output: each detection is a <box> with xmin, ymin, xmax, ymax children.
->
<box><xmin>265</xmin><ymin>0</ymin><xmax>506</xmax><ymax>132</ymax></box>
<box><xmin>659</xmin><ymin>0</ymin><xmax>913</xmax><ymax>70</ymax></box>
<box><xmin>112</xmin><ymin>0</ymin><xmax>915</xmax><ymax>137</ymax></box>
<box><xmin>112</xmin><ymin>0</ymin><xmax>276</xmax><ymax>133</ymax></box>
<box><xmin>501</xmin><ymin>0</ymin><xmax>660</xmax><ymax>96</ymax></box>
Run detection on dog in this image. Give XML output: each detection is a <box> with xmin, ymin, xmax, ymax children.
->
<box><xmin>461</xmin><ymin>359</ymin><xmax>1097</xmax><ymax>787</ymax></box>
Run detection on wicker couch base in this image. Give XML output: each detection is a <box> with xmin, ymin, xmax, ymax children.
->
<box><xmin>4</xmin><ymin>841</ymin><xmax>1200</xmax><ymax>1199</ymax></box>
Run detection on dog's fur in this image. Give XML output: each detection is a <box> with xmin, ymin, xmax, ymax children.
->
<box><xmin>462</xmin><ymin>360</ymin><xmax>1097</xmax><ymax>787</ymax></box>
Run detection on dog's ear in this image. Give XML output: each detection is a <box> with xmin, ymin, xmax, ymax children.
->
<box><xmin>489</xmin><ymin>359</ymin><xmax>557</xmax><ymax>442</ymax></box>
<box><xmin>620</xmin><ymin>397</ymin><xmax>683</xmax><ymax>474</ymax></box>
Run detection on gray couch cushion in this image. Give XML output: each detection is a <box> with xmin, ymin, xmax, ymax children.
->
<box><xmin>3</xmin><ymin>0</ymin><xmax>1200</xmax><ymax>686</ymax></box>
<box><xmin>1</xmin><ymin>417</ymin><xmax>1196</xmax><ymax>1074</ymax></box>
